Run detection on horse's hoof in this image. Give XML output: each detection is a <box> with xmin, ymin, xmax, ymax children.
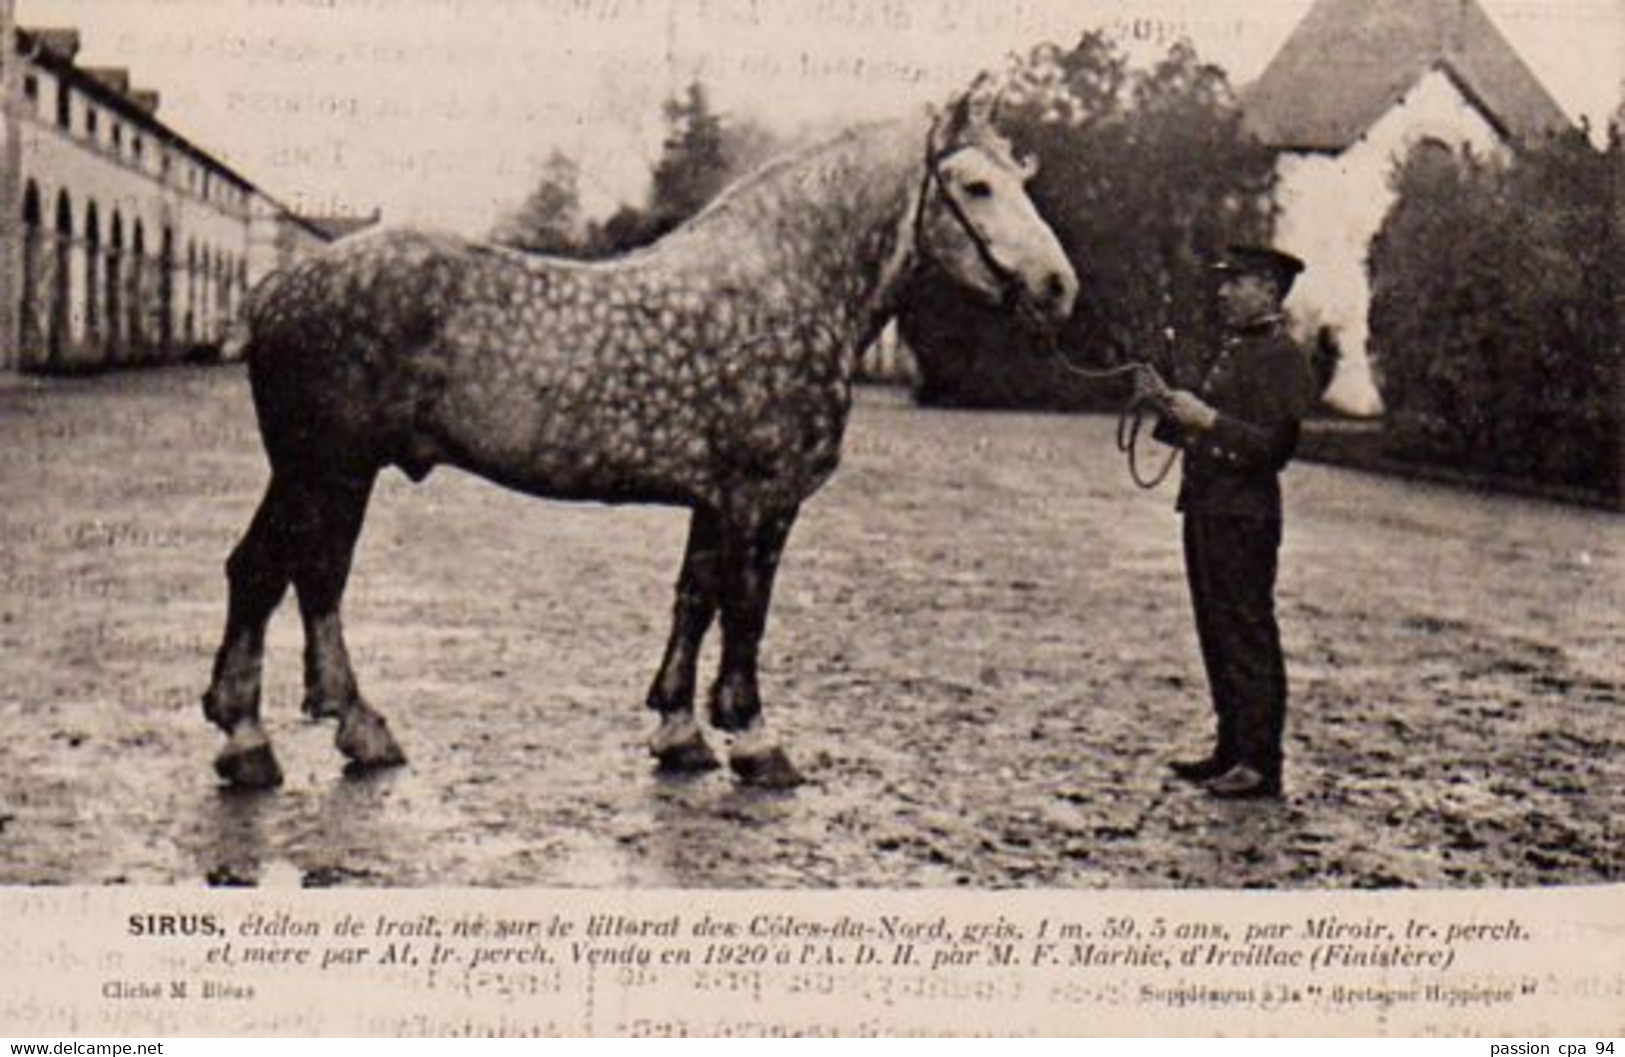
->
<box><xmin>302</xmin><ymin>693</ymin><xmax>346</xmax><ymax>721</ymax></box>
<box><xmin>649</xmin><ymin>716</ymin><xmax>720</xmax><ymax>775</ymax></box>
<box><xmin>654</xmin><ymin>736</ymin><xmax>722</xmax><ymax>776</ymax></box>
<box><xmin>730</xmin><ymin>748</ymin><xmax>804</xmax><ymax>790</ymax></box>
<box><xmin>215</xmin><ymin>734</ymin><xmax>283</xmax><ymax>790</ymax></box>
<box><xmin>336</xmin><ymin>708</ymin><xmax>406</xmax><ymax>770</ymax></box>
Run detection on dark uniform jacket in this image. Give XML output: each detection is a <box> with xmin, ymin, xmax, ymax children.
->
<box><xmin>1155</xmin><ymin>319</ymin><xmax>1315</xmax><ymax>520</ymax></box>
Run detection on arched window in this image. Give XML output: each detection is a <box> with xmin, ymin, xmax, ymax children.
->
<box><xmin>108</xmin><ymin>212</ymin><xmax>124</xmax><ymax>362</ymax></box>
<box><xmin>214</xmin><ymin>250</ymin><xmax>228</xmax><ymax>335</ymax></box>
<box><xmin>131</xmin><ymin>221</ymin><xmax>146</xmax><ymax>359</ymax></box>
<box><xmin>85</xmin><ymin>201</ymin><xmax>101</xmax><ymax>353</ymax></box>
<box><xmin>51</xmin><ymin>190</ymin><xmax>73</xmax><ymax>367</ymax></box>
<box><xmin>219</xmin><ymin>252</ymin><xmax>230</xmax><ymax>318</ymax></box>
<box><xmin>186</xmin><ymin>239</ymin><xmax>198</xmax><ymax>344</ymax></box>
<box><xmin>20</xmin><ymin>182</ymin><xmax>43</xmax><ymax>365</ymax></box>
<box><xmin>159</xmin><ymin>227</ymin><xmax>175</xmax><ymax>358</ymax></box>
<box><xmin>1399</xmin><ymin>135</ymin><xmax>1461</xmax><ymax>185</ymax></box>
<box><xmin>214</xmin><ymin>251</ymin><xmax>227</xmax><ymax>326</ymax></box>
<box><xmin>204</xmin><ymin>248</ymin><xmax>215</xmax><ymax>334</ymax></box>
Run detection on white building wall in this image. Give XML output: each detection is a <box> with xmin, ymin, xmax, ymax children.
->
<box><xmin>13</xmin><ymin>61</ymin><xmax>254</xmax><ymax>369</ymax></box>
<box><xmin>1272</xmin><ymin>67</ymin><xmax>1507</xmax><ymax>415</ymax></box>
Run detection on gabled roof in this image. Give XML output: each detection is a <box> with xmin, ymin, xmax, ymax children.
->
<box><xmin>1241</xmin><ymin>0</ymin><xmax>1570</xmax><ymax>151</ymax></box>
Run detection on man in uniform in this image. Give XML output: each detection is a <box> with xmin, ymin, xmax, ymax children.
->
<box><xmin>1141</xmin><ymin>245</ymin><xmax>1315</xmax><ymax>800</ymax></box>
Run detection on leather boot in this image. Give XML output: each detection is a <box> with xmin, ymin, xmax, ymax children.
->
<box><xmin>1205</xmin><ymin>763</ymin><xmax>1282</xmax><ymax>800</ymax></box>
<box><xmin>1169</xmin><ymin>755</ymin><xmax>1230</xmax><ymax>783</ymax></box>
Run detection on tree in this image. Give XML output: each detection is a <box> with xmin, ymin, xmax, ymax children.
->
<box><xmin>901</xmin><ymin>34</ymin><xmax>1277</xmax><ymax>410</ymax></box>
<box><xmin>577</xmin><ymin>79</ymin><xmax>782</xmax><ymax>257</ymax></box>
<box><xmin>581</xmin><ymin>204</ymin><xmax>661</xmax><ymax>259</ymax></box>
<box><xmin>647</xmin><ymin>80</ymin><xmax>732</xmax><ymax>234</ymax></box>
<box><xmin>494</xmin><ymin>150</ymin><xmax>585</xmax><ymax>255</ymax></box>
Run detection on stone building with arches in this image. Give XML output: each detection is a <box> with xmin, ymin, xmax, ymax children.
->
<box><xmin>0</xmin><ymin>20</ymin><xmax>342</xmax><ymax>373</ymax></box>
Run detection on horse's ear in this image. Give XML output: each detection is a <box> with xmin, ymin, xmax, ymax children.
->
<box><xmin>964</xmin><ymin>71</ymin><xmax>999</xmax><ymax>130</ymax></box>
<box><xmin>940</xmin><ymin>74</ymin><xmax>999</xmax><ymax>152</ymax></box>
<box><xmin>965</xmin><ymin>70</ymin><xmax>997</xmax><ymax>99</ymax></box>
<box><xmin>942</xmin><ymin>89</ymin><xmax>975</xmax><ymax>148</ymax></box>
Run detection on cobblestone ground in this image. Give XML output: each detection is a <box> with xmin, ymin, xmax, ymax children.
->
<box><xmin>1</xmin><ymin>366</ymin><xmax>1620</xmax><ymax>888</ymax></box>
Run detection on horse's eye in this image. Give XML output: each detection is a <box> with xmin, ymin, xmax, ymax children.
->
<box><xmin>963</xmin><ymin>180</ymin><xmax>993</xmax><ymax>199</ymax></box>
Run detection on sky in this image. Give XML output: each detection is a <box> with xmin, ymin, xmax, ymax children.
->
<box><xmin>14</xmin><ymin>0</ymin><xmax>1624</xmax><ymax>235</ymax></box>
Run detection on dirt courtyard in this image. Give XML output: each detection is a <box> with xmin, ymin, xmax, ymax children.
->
<box><xmin>0</xmin><ymin>366</ymin><xmax>1620</xmax><ymax>888</ymax></box>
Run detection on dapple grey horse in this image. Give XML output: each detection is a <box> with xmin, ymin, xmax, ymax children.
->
<box><xmin>202</xmin><ymin>84</ymin><xmax>1077</xmax><ymax>791</ymax></box>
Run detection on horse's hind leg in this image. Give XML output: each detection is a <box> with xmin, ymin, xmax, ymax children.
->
<box><xmin>204</xmin><ymin>478</ymin><xmax>294</xmax><ymax>789</ymax></box>
<box><xmin>283</xmin><ymin>468</ymin><xmax>405</xmax><ymax>773</ymax></box>
<box><xmin>646</xmin><ymin>506</ymin><xmax>723</xmax><ymax>773</ymax></box>
<box><xmin>711</xmin><ymin>507</ymin><xmax>803</xmax><ymax>789</ymax></box>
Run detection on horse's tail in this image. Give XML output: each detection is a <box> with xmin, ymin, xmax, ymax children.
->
<box><xmin>239</xmin><ymin>261</ymin><xmax>321</xmax><ymax>378</ymax></box>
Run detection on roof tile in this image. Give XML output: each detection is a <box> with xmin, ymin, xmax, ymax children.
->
<box><xmin>1242</xmin><ymin>0</ymin><xmax>1570</xmax><ymax>150</ymax></box>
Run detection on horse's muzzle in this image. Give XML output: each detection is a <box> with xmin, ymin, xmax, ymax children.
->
<box><xmin>1018</xmin><ymin>268</ymin><xmax>1077</xmax><ymax>331</ymax></box>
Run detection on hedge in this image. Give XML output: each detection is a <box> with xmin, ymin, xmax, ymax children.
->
<box><xmin>1367</xmin><ymin>128</ymin><xmax>1623</xmax><ymax>501</ymax></box>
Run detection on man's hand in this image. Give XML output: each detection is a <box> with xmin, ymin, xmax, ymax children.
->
<box><xmin>1162</xmin><ymin>390</ymin><xmax>1219</xmax><ymax>432</ymax></box>
<box><xmin>1133</xmin><ymin>367</ymin><xmax>1217</xmax><ymax>432</ymax></box>
<box><xmin>1132</xmin><ymin>364</ymin><xmax>1172</xmax><ymax>407</ymax></box>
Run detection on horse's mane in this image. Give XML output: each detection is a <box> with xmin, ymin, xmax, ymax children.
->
<box><xmin>476</xmin><ymin>117</ymin><xmax>918</xmax><ymax>273</ymax></box>
<box><xmin>650</xmin><ymin>113</ymin><xmax>923</xmax><ymax>252</ymax></box>
<box><xmin>659</xmin><ymin>98</ymin><xmax>1027</xmax><ymax>247</ymax></box>
<box><xmin>489</xmin><ymin>92</ymin><xmax>1023</xmax><ymax>270</ymax></box>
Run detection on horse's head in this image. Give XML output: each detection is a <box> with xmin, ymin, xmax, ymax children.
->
<box><xmin>914</xmin><ymin>80</ymin><xmax>1077</xmax><ymax>329</ymax></box>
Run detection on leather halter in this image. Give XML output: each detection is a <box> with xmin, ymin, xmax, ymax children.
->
<box><xmin>912</xmin><ymin>123</ymin><xmax>1027</xmax><ymax>311</ymax></box>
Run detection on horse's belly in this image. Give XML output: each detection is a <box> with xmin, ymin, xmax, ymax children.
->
<box><xmin>421</xmin><ymin>325</ymin><xmax>854</xmax><ymax>510</ymax></box>
<box><xmin>426</xmin><ymin>383</ymin><xmax>715</xmax><ymax>506</ymax></box>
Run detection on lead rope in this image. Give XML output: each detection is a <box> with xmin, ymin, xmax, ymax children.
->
<box><xmin>1052</xmin><ymin>352</ymin><xmax>1180</xmax><ymax>490</ymax></box>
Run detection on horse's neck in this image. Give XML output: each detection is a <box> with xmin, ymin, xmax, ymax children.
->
<box><xmin>662</xmin><ymin>119</ymin><xmax>922</xmax><ymax>349</ymax></box>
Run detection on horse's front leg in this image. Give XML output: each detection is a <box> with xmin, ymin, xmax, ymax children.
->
<box><xmin>711</xmin><ymin>506</ymin><xmax>802</xmax><ymax>788</ymax></box>
<box><xmin>646</xmin><ymin>506</ymin><xmax>724</xmax><ymax>773</ymax></box>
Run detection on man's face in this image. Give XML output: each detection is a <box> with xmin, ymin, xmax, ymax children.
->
<box><xmin>1218</xmin><ymin>272</ymin><xmax>1281</xmax><ymax>326</ymax></box>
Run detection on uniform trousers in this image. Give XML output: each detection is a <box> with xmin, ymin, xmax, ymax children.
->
<box><xmin>1181</xmin><ymin>513</ymin><xmax>1287</xmax><ymax>779</ymax></box>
